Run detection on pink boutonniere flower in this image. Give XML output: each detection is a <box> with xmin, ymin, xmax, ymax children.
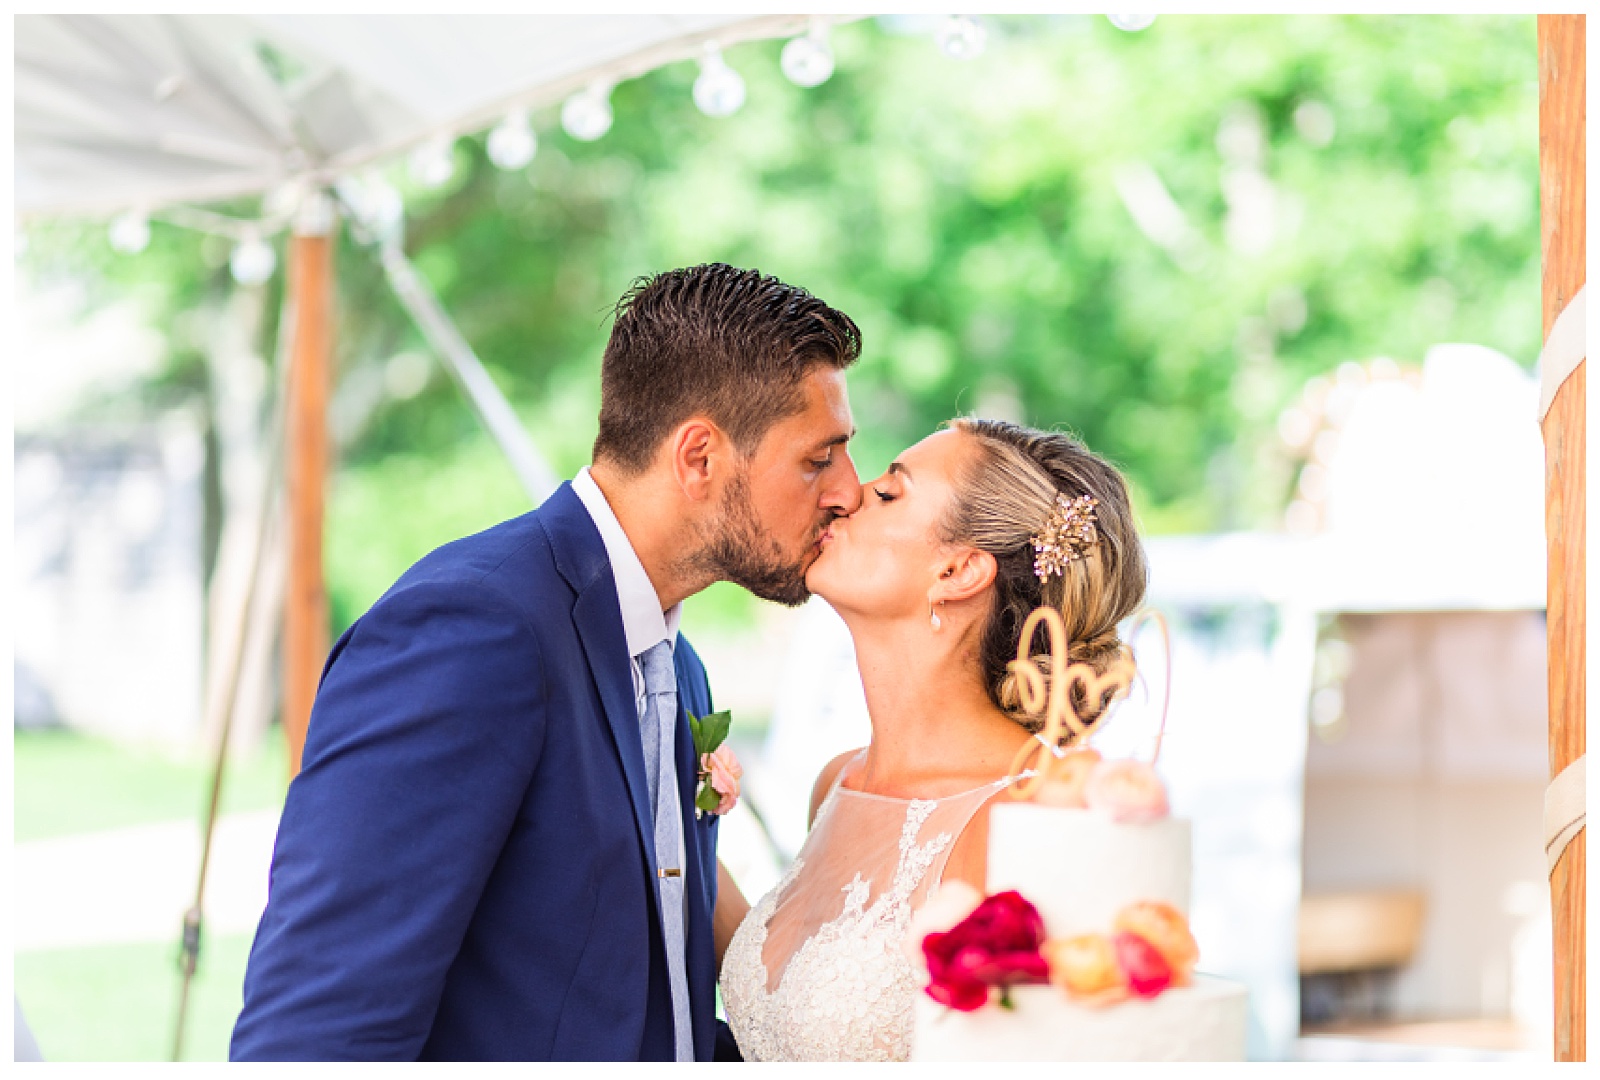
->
<box><xmin>701</xmin><ymin>743</ymin><xmax>743</xmax><ymax>817</ymax></box>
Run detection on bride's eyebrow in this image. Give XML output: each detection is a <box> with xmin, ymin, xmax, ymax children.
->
<box><xmin>887</xmin><ymin>462</ymin><xmax>912</xmax><ymax>482</ymax></box>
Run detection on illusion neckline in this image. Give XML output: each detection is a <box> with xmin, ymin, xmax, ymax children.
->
<box><xmin>833</xmin><ymin>772</ymin><xmax>1029</xmax><ymax>805</ymax></box>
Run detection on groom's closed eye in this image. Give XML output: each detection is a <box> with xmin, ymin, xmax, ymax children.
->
<box><xmin>810</xmin><ymin>431</ymin><xmax>854</xmax><ymax>470</ymax></box>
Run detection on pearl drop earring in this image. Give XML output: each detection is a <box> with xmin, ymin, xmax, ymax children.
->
<box><xmin>930</xmin><ymin>601</ymin><xmax>943</xmax><ymax>631</ymax></box>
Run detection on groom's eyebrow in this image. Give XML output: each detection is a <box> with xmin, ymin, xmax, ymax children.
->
<box><xmin>817</xmin><ymin>430</ymin><xmax>855</xmax><ymax>450</ymax></box>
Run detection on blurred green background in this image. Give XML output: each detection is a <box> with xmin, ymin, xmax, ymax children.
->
<box><xmin>14</xmin><ymin>14</ymin><xmax>1539</xmax><ymax>1060</ymax></box>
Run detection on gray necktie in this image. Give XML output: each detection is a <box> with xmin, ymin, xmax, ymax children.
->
<box><xmin>639</xmin><ymin>640</ymin><xmax>694</xmax><ymax>1061</ymax></box>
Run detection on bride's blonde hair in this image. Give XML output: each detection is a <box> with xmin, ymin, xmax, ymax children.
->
<box><xmin>940</xmin><ymin>418</ymin><xmax>1148</xmax><ymax>735</ymax></box>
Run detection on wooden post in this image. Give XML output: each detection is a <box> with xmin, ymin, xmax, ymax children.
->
<box><xmin>1538</xmin><ymin>14</ymin><xmax>1585</xmax><ymax>1064</ymax></box>
<box><xmin>283</xmin><ymin>193</ymin><xmax>335</xmax><ymax>778</ymax></box>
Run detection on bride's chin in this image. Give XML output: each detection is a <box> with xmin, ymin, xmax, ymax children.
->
<box><xmin>804</xmin><ymin>563</ymin><xmax>838</xmax><ymax>602</ymax></box>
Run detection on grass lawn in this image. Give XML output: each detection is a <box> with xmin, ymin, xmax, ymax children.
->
<box><xmin>16</xmin><ymin>933</ymin><xmax>256</xmax><ymax>1062</ymax></box>
<box><xmin>14</xmin><ymin>727</ymin><xmax>290</xmax><ymax>1061</ymax></box>
<box><xmin>14</xmin><ymin>727</ymin><xmax>289</xmax><ymax>843</ymax></box>
<box><xmin>14</xmin><ymin>722</ymin><xmax>765</xmax><ymax>1059</ymax></box>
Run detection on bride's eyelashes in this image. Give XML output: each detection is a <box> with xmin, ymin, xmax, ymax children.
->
<box><xmin>873</xmin><ymin>488</ymin><xmax>896</xmax><ymax>503</ymax></box>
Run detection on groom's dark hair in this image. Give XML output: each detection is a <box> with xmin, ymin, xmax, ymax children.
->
<box><xmin>594</xmin><ymin>264</ymin><xmax>862</xmax><ymax>473</ymax></box>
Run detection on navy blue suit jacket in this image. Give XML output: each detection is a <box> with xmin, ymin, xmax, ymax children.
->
<box><xmin>232</xmin><ymin>483</ymin><xmax>723</xmax><ymax>1060</ymax></box>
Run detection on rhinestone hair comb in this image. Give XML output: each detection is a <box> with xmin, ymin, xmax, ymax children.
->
<box><xmin>1031</xmin><ymin>493</ymin><xmax>1100</xmax><ymax>581</ymax></box>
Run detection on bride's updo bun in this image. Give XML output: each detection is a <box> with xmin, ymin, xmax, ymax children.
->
<box><xmin>941</xmin><ymin>418</ymin><xmax>1148</xmax><ymax>736</ymax></box>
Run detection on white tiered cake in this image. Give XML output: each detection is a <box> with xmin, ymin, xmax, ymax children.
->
<box><xmin>910</xmin><ymin>803</ymin><xmax>1249</xmax><ymax>1061</ymax></box>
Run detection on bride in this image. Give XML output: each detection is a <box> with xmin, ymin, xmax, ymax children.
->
<box><xmin>716</xmin><ymin>417</ymin><xmax>1149</xmax><ymax>1061</ymax></box>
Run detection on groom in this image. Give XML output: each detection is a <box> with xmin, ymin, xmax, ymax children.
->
<box><xmin>231</xmin><ymin>264</ymin><xmax>862</xmax><ymax>1060</ymax></box>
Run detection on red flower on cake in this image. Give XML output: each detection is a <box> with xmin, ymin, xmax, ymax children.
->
<box><xmin>922</xmin><ymin>890</ymin><xmax>1051</xmax><ymax>1012</ymax></box>
<box><xmin>903</xmin><ymin>881</ymin><xmax>984</xmax><ymax>970</ymax></box>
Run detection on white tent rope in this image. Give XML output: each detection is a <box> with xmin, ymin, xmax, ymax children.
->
<box><xmin>1538</xmin><ymin>286</ymin><xmax>1585</xmax><ymax>877</ymax></box>
<box><xmin>1537</xmin><ymin>283</ymin><xmax>1585</xmax><ymax>423</ymax></box>
<box><xmin>1544</xmin><ymin>753</ymin><xmax>1585</xmax><ymax>876</ymax></box>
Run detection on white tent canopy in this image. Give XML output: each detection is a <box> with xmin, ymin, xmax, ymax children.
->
<box><xmin>16</xmin><ymin>13</ymin><xmax>814</xmax><ymax>218</ymax></box>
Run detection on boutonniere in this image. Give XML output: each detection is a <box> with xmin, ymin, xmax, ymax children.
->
<box><xmin>687</xmin><ymin>709</ymin><xmax>742</xmax><ymax>819</ymax></box>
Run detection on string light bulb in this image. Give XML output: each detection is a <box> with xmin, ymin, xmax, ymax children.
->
<box><xmin>937</xmin><ymin>15</ymin><xmax>986</xmax><ymax>60</ymax></box>
<box><xmin>229</xmin><ymin>233</ymin><xmax>276</xmax><ymax>286</ymax></box>
<box><xmin>335</xmin><ymin>174</ymin><xmax>405</xmax><ymax>242</ymax></box>
<box><xmin>781</xmin><ymin>27</ymin><xmax>835</xmax><ymax>88</ymax></box>
<box><xmin>109</xmin><ymin>211</ymin><xmax>150</xmax><ymax>254</ymax></box>
<box><xmin>409</xmin><ymin>136</ymin><xmax>457</xmax><ymax>189</ymax></box>
<box><xmin>561</xmin><ymin>82</ymin><xmax>614</xmax><ymax>141</ymax></box>
<box><xmin>693</xmin><ymin>45</ymin><xmax>746</xmax><ymax>117</ymax></box>
<box><xmin>487</xmin><ymin>110</ymin><xmax>538</xmax><ymax>171</ymax></box>
<box><xmin>1106</xmin><ymin>15</ymin><xmax>1158</xmax><ymax>32</ymax></box>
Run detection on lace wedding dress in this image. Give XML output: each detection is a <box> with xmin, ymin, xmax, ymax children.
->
<box><xmin>721</xmin><ymin>751</ymin><xmax>1024</xmax><ymax>1061</ymax></box>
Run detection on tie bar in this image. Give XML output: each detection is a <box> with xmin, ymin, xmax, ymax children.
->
<box><xmin>658</xmin><ymin>868</ymin><xmax>682</xmax><ymax>878</ymax></box>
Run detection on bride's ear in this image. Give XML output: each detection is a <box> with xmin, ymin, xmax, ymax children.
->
<box><xmin>929</xmin><ymin>548</ymin><xmax>996</xmax><ymax>606</ymax></box>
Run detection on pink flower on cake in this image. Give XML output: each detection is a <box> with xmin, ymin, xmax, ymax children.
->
<box><xmin>1084</xmin><ymin>758</ymin><xmax>1169</xmax><ymax>823</ymax></box>
<box><xmin>1113</xmin><ymin>901</ymin><xmax>1198</xmax><ymax>985</ymax></box>
<box><xmin>1042</xmin><ymin>933</ymin><xmax>1129</xmax><ymax>1006</ymax></box>
<box><xmin>1110</xmin><ymin>930</ymin><xmax>1173</xmax><ymax>997</ymax></box>
<box><xmin>902</xmin><ymin>881</ymin><xmax>984</xmax><ymax>969</ymax></box>
<box><xmin>1033</xmin><ymin>747</ymin><xmax>1102</xmax><ymax>808</ymax></box>
<box><xmin>700</xmin><ymin>744</ymin><xmax>742</xmax><ymax>817</ymax></box>
<box><xmin>922</xmin><ymin>890</ymin><xmax>1051</xmax><ymax>1012</ymax></box>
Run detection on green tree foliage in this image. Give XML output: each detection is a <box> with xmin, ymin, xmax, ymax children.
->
<box><xmin>20</xmin><ymin>15</ymin><xmax>1539</xmax><ymax>634</ymax></box>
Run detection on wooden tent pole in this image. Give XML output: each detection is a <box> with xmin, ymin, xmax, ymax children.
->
<box><xmin>1538</xmin><ymin>14</ymin><xmax>1585</xmax><ymax>1064</ymax></box>
<box><xmin>283</xmin><ymin>193</ymin><xmax>335</xmax><ymax>778</ymax></box>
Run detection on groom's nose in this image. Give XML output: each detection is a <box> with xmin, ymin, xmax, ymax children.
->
<box><xmin>822</xmin><ymin>450</ymin><xmax>864</xmax><ymax>516</ymax></box>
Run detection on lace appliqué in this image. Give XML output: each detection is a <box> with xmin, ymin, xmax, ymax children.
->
<box><xmin>721</xmin><ymin>797</ymin><xmax>952</xmax><ymax>1062</ymax></box>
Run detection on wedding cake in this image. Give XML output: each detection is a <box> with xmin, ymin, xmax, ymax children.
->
<box><xmin>909</xmin><ymin>799</ymin><xmax>1249</xmax><ymax>1060</ymax></box>
<box><xmin>905</xmin><ymin>609</ymin><xmax>1248</xmax><ymax>1061</ymax></box>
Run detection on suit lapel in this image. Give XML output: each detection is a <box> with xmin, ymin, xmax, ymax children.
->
<box><xmin>541</xmin><ymin>484</ymin><xmax>661</xmax><ymax>888</ymax></box>
<box><xmin>572</xmin><ymin>586</ymin><xmax>661</xmax><ymax>888</ymax></box>
<box><xmin>543</xmin><ymin>483</ymin><xmax>717</xmax><ymax>1056</ymax></box>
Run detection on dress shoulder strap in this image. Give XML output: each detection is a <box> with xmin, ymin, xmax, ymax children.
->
<box><xmin>813</xmin><ymin>748</ymin><xmax>869</xmax><ymax>825</ymax></box>
<box><xmin>926</xmin><ymin>772</ymin><xmax>1029</xmax><ymax>892</ymax></box>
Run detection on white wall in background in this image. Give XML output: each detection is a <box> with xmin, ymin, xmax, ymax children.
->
<box><xmin>14</xmin><ymin>420</ymin><xmax>205</xmax><ymax>748</ymax></box>
<box><xmin>1302</xmin><ymin>610</ymin><xmax>1550</xmax><ymax>1031</ymax></box>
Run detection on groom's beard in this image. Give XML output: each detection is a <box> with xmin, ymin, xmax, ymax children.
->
<box><xmin>687</xmin><ymin>469</ymin><xmax>824</xmax><ymax>608</ymax></box>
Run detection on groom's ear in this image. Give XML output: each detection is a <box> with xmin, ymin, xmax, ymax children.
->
<box><xmin>931</xmin><ymin>548</ymin><xmax>997</xmax><ymax>605</ymax></box>
<box><xmin>667</xmin><ymin>417</ymin><xmax>728</xmax><ymax>503</ymax></box>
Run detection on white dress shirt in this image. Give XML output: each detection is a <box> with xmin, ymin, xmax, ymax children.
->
<box><xmin>570</xmin><ymin>466</ymin><xmax>690</xmax><ymax>880</ymax></box>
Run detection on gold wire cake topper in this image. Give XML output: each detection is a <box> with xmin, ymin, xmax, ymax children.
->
<box><xmin>1005</xmin><ymin>606</ymin><xmax>1175</xmax><ymax>801</ymax></box>
<box><xmin>1031</xmin><ymin>494</ymin><xmax>1101</xmax><ymax>582</ymax></box>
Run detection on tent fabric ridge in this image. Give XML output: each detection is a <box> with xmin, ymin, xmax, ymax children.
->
<box><xmin>15</xmin><ymin>14</ymin><xmax>841</xmax><ymax>220</ymax></box>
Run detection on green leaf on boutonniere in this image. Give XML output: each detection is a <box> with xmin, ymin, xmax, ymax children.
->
<box><xmin>687</xmin><ymin>709</ymin><xmax>732</xmax><ymax>759</ymax></box>
<box><xmin>695</xmin><ymin>779</ymin><xmax>723</xmax><ymax>816</ymax></box>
